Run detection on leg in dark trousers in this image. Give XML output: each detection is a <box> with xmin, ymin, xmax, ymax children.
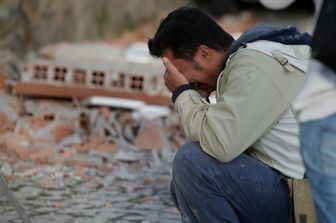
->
<box><xmin>170</xmin><ymin>142</ymin><xmax>289</xmax><ymax>223</ymax></box>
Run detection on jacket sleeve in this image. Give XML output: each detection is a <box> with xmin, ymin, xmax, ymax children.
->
<box><xmin>174</xmin><ymin>53</ymin><xmax>289</xmax><ymax>162</ymax></box>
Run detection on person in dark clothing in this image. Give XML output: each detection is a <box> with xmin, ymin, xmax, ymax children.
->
<box><xmin>293</xmin><ymin>0</ymin><xmax>336</xmax><ymax>222</ymax></box>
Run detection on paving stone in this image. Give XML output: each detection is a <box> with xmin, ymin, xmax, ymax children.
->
<box><xmin>160</xmin><ymin>213</ymin><xmax>181</xmax><ymax>220</ymax></box>
<box><xmin>16</xmin><ymin>186</ymin><xmax>43</xmax><ymax>199</ymax></box>
<box><xmin>31</xmin><ymin>206</ymin><xmax>58</xmax><ymax>215</ymax></box>
<box><xmin>158</xmin><ymin>220</ymin><xmax>181</xmax><ymax>223</ymax></box>
<box><xmin>115</xmin><ymin>220</ymin><xmax>132</xmax><ymax>223</ymax></box>
<box><xmin>95</xmin><ymin>208</ymin><xmax>125</xmax><ymax>218</ymax></box>
<box><xmin>109</xmin><ymin>201</ymin><xmax>133</xmax><ymax>209</ymax></box>
<box><xmin>134</xmin><ymin>203</ymin><xmax>163</xmax><ymax>210</ymax></box>
<box><xmin>0</xmin><ymin>210</ymin><xmax>20</xmax><ymax>222</ymax></box>
<box><xmin>122</xmin><ymin>214</ymin><xmax>146</xmax><ymax>221</ymax></box>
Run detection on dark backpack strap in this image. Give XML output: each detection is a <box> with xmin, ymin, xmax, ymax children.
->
<box><xmin>312</xmin><ymin>0</ymin><xmax>336</xmax><ymax>73</ymax></box>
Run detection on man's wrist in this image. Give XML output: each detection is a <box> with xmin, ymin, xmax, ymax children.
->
<box><xmin>172</xmin><ymin>84</ymin><xmax>193</xmax><ymax>103</ymax></box>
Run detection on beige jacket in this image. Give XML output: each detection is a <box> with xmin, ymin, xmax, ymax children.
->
<box><xmin>174</xmin><ymin>41</ymin><xmax>309</xmax><ymax>178</ymax></box>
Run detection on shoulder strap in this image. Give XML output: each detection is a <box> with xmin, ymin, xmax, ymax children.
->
<box><xmin>245</xmin><ymin>40</ymin><xmax>311</xmax><ymax>73</ymax></box>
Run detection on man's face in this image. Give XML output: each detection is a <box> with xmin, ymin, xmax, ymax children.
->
<box><xmin>162</xmin><ymin>47</ymin><xmax>224</xmax><ymax>96</ymax></box>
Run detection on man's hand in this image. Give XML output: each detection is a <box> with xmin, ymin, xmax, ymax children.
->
<box><xmin>162</xmin><ymin>57</ymin><xmax>189</xmax><ymax>92</ymax></box>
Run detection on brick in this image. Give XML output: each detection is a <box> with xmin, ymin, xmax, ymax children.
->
<box><xmin>51</xmin><ymin>121</ymin><xmax>74</xmax><ymax>143</ymax></box>
<box><xmin>134</xmin><ymin>121</ymin><xmax>163</xmax><ymax>150</ymax></box>
<box><xmin>96</xmin><ymin>143</ymin><xmax>117</xmax><ymax>153</ymax></box>
<box><xmin>89</xmin><ymin>149</ymin><xmax>113</xmax><ymax>162</ymax></box>
<box><xmin>28</xmin><ymin>148</ymin><xmax>55</xmax><ymax>162</ymax></box>
<box><xmin>4</xmin><ymin>132</ymin><xmax>30</xmax><ymax>156</ymax></box>
<box><xmin>0</xmin><ymin>111</ymin><xmax>8</xmax><ymax>124</ymax></box>
<box><xmin>0</xmin><ymin>152</ymin><xmax>6</xmax><ymax>161</ymax></box>
<box><xmin>58</xmin><ymin>149</ymin><xmax>74</xmax><ymax>158</ymax></box>
<box><xmin>45</xmin><ymin>155</ymin><xmax>111</xmax><ymax>171</ymax></box>
<box><xmin>28</xmin><ymin>116</ymin><xmax>49</xmax><ymax>130</ymax></box>
<box><xmin>75</xmin><ymin>137</ymin><xmax>100</xmax><ymax>153</ymax></box>
<box><xmin>75</xmin><ymin>143</ymin><xmax>90</xmax><ymax>153</ymax></box>
<box><xmin>0</xmin><ymin>122</ymin><xmax>15</xmax><ymax>135</ymax></box>
<box><xmin>0</xmin><ymin>112</ymin><xmax>14</xmax><ymax>135</ymax></box>
<box><xmin>15</xmin><ymin>126</ymin><xmax>34</xmax><ymax>142</ymax></box>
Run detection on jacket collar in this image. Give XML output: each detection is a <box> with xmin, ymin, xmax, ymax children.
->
<box><xmin>222</xmin><ymin>23</ymin><xmax>312</xmax><ymax>70</ymax></box>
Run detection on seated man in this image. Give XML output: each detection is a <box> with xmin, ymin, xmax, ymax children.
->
<box><xmin>148</xmin><ymin>7</ymin><xmax>311</xmax><ymax>223</ymax></box>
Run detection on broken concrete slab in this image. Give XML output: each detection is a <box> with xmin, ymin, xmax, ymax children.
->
<box><xmin>114</xmin><ymin>150</ymin><xmax>142</xmax><ymax>163</ymax></box>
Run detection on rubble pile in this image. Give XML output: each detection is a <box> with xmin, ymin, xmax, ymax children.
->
<box><xmin>0</xmin><ymin>91</ymin><xmax>187</xmax><ymax>223</ymax></box>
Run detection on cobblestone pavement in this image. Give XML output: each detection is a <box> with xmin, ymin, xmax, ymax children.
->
<box><xmin>0</xmin><ymin>161</ymin><xmax>180</xmax><ymax>223</ymax></box>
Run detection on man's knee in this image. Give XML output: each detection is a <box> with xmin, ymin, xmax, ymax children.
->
<box><xmin>173</xmin><ymin>142</ymin><xmax>204</xmax><ymax>170</ymax></box>
<box><xmin>172</xmin><ymin>142</ymin><xmax>202</xmax><ymax>179</ymax></box>
<box><xmin>172</xmin><ymin>142</ymin><xmax>216</xmax><ymax>184</ymax></box>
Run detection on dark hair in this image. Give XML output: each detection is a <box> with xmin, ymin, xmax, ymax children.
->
<box><xmin>148</xmin><ymin>6</ymin><xmax>234</xmax><ymax>60</ymax></box>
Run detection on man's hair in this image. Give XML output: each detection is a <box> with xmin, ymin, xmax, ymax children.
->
<box><xmin>148</xmin><ymin>6</ymin><xmax>234</xmax><ymax>60</ymax></box>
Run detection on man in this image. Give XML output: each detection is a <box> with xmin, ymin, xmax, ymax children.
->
<box><xmin>148</xmin><ymin>7</ymin><xmax>311</xmax><ymax>222</ymax></box>
<box><xmin>293</xmin><ymin>0</ymin><xmax>336</xmax><ymax>222</ymax></box>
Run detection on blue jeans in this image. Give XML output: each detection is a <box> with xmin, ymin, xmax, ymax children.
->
<box><xmin>300</xmin><ymin>114</ymin><xmax>336</xmax><ymax>223</ymax></box>
<box><xmin>170</xmin><ymin>142</ymin><xmax>289</xmax><ymax>223</ymax></box>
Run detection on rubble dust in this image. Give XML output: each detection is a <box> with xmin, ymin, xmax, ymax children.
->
<box><xmin>0</xmin><ymin>91</ymin><xmax>187</xmax><ymax>223</ymax></box>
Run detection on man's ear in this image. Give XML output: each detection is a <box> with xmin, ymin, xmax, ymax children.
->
<box><xmin>195</xmin><ymin>45</ymin><xmax>212</xmax><ymax>63</ymax></box>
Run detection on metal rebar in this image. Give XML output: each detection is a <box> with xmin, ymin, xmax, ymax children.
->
<box><xmin>0</xmin><ymin>174</ymin><xmax>32</xmax><ymax>223</ymax></box>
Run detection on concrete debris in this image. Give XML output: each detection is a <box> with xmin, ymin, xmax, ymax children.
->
<box><xmin>58</xmin><ymin>134</ymin><xmax>82</xmax><ymax>148</ymax></box>
<box><xmin>114</xmin><ymin>150</ymin><xmax>142</xmax><ymax>163</ymax></box>
<box><xmin>84</xmin><ymin>96</ymin><xmax>146</xmax><ymax>110</ymax></box>
<box><xmin>85</xmin><ymin>96</ymin><xmax>171</xmax><ymax>120</ymax></box>
<box><xmin>0</xmin><ymin>90</ymin><xmax>186</xmax><ymax>222</ymax></box>
<box><xmin>137</xmin><ymin>105</ymin><xmax>171</xmax><ymax>120</ymax></box>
